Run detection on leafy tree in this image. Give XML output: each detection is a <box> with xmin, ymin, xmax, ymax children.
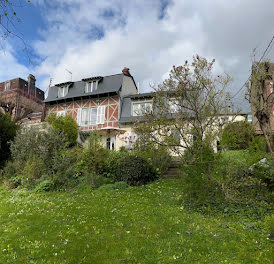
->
<box><xmin>46</xmin><ymin>113</ymin><xmax>78</xmax><ymax>147</ymax></box>
<box><xmin>0</xmin><ymin>112</ymin><xmax>18</xmax><ymax>168</ymax></box>
<box><xmin>134</xmin><ymin>55</ymin><xmax>232</xmax><ymax>157</ymax></box>
<box><xmin>221</xmin><ymin>121</ymin><xmax>255</xmax><ymax>150</ymax></box>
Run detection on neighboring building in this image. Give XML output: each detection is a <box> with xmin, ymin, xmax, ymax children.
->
<box><xmin>0</xmin><ymin>74</ymin><xmax>45</xmax><ymax>121</ymax></box>
<box><xmin>44</xmin><ymin>67</ymin><xmax>138</xmax><ymax>150</ymax></box>
<box><xmin>119</xmin><ymin>92</ymin><xmax>251</xmax><ymax>152</ymax></box>
<box><xmin>250</xmin><ymin>62</ymin><xmax>274</xmax><ymax>134</ymax></box>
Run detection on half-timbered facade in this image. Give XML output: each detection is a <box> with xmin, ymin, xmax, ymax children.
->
<box><xmin>44</xmin><ymin>68</ymin><xmax>138</xmax><ymax>150</ymax></box>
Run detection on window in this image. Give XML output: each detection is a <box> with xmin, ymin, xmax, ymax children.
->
<box><xmin>169</xmin><ymin>99</ymin><xmax>180</xmax><ymax>113</ymax></box>
<box><xmin>132</xmin><ymin>102</ymin><xmax>152</xmax><ymax>116</ymax></box>
<box><xmin>247</xmin><ymin>114</ymin><xmax>252</xmax><ymax>122</ymax></box>
<box><xmin>85</xmin><ymin>81</ymin><xmax>97</xmax><ymax>93</ymax></box>
<box><xmin>77</xmin><ymin>105</ymin><xmax>105</xmax><ymax>126</ymax></box>
<box><xmin>106</xmin><ymin>136</ymin><xmax>115</xmax><ymax>151</ymax></box>
<box><xmin>57</xmin><ymin>111</ymin><xmax>66</xmax><ymax>117</ymax></box>
<box><xmin>4</xmin><ymin>81</ymin><xmax>10</xmax><ymax>91</ymax></box>
<box><xmin>58</xmin><ymin>85</ymin><xmax>69</xmax><ymax>97</ymax></box>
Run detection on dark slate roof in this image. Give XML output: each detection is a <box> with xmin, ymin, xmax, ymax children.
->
<box><xmin>119</xmin><ymin>92</ymin><xmax>154</xmax><ymax>123</ymax></box>
<box><xmin>44</xmin><ymin>74</ymin><xmax>124</xmax><ymax>103</ymax></box>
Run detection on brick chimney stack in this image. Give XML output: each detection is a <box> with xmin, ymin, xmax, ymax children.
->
<box><xmin>122</xmin><ymin>67</ymin><xmax>131</xmax><ymax>77</ymax></box>
<box><xmin>28</xmin><ymin>74</ymin><xmax>36</xmax><ymax>95</ymax></box>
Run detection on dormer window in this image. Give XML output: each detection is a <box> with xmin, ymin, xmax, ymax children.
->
<box><xmin>58</xmin><ymin>85</ymin><xmax>69</xmax><ymax>97</ymax></box>
<box><xmin>85</xmin><ymin>81</ymin><xmax>97</xmax><ymax>93</ymax></box>
<box><xmin>55</xmin><ymin>82</ymin><xmax>72</xmax><ymax>98</ymax></box>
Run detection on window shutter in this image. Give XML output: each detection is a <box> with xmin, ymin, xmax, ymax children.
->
<box><xmin>96</xmin><ymin>106</ymin><xmax>101</xmax><ymax>124</ymax></box>
<box><xmin>77</xmin><ymin>108</ymin><xmax>82</xmax><ymax>126</ymax></box>
<box><xmin>58</xmin><ymin>88</ymin><xmax>61</xmax><ymax>98</ymax></box>
<box><xmin>91</xmin><ymin>108</ymin><xmax>97</xmax><ymax>125</ymax></box>
<box><xmin>100</xmin><ymin>106</ymin><xmax>105</xmax><ymax>124</ymax></box>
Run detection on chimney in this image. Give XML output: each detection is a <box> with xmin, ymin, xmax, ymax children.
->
<box><xmin>27</xmin><ymin>74</ymin><xmax>36</xmax><ymax>95</ymax></box>
<box><xmin>122</xmin><ymin>67</ymin><xmax>131</xmax><ymax>77</ymax></box>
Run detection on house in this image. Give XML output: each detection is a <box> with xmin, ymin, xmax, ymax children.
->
<box><xmin>44</xmin><ymin>67</ymin><xmax>138</xmax><ymax>150</ymax></box>
<box><xmin>0</xmin><ymin>74</ymin><xmax>45</xmax><ymax>121</ymax></box>
<box><xmin>118</xmin><ymin>92</ymin><xmax>251</xmax><ymax>152</ymax></box>
<box><xmin>44</xmin><ymin>67</ymin><xmax>254</xmax><ymax>153</ymax></box>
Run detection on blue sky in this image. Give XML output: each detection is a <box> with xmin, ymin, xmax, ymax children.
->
<box><xmin>1</xmin><ymin>0</ymin><xmax>274</xmax><ymax>111</ymax></box>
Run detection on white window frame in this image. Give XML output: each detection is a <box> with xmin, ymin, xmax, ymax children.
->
<box><xmin>85</xmin><ymin>81</ymin><xmax>98</xmax><ymax>93</ymax></box>
<box><xmin>77</xmin><ymin>105</ymin><xmax>105</xmax><ymax>126</ymax></box>
<box><xmin>132</xmin><ymin>101</ymin><xmax>152</xmax><ymax>116</ymax></box>
<box><xmin>58</xmin><ymin>85</ymin><xmax>69</xmax><ymax>98</ymax></box>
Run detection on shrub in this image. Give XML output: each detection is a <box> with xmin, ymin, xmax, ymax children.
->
<box><xmin>50</xmin><ymin>149</ymin><xmax>81</xmax><ymax>189</ymax></box>
<box><xmin>221</xmin><ymin>121</ymin><xmax>255</xmax><ymax>150</ymax></box>
<box><xmin>0</xmin><ymin>112</ymin><xmax>18</xmax><ymax>168</ymax></box>
<box><xmin>80</xmin><ymin>133</ymin><xmax>109</xmax><ymax>176</ymax></box>
<box><xmin>46</xmin><ymin>113</ymin><xmax>78</xmax><ymax>147</ymax></box>
<box><xmin>35</xmin><ymin>180</ymin><xmax>54</xmax><ymax>192</ymax></box>
<box><xmin>115</xmin><ymin>154</ymin><xmax>157</xmax><ymax>186</ymax></box>
<box><xmin>103</xmin><ymin>151</ymin><xmax>129</xmax><ymax>182</ymax></box>
<box><xmin>134</xmin><ymin>145</ymin><xmax>171</xmax><ymax>176</ymax></box>
<box><xmin>10</xmin><ymin>127</ymin><xmax>66</xmax><ymax>169</ymax></box>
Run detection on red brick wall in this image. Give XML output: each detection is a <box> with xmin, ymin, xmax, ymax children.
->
<box><xmin>47</xmin><ymin>95</ymin><xmax>120</xmax><ymax>130</ymax></box>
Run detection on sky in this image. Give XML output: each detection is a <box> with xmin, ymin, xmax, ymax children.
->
<box><xmin>1</xmin><ymin>0</ymin><xmax>274</xmax><ymax>111</ymax></box>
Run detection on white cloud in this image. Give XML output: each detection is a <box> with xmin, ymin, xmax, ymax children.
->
<box><xmin>0</xmin><ymin>44</ymin><xmax>30</xmax><ymax>81</ymax></box>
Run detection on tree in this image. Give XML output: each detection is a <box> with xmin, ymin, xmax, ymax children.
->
<box><xmin>0</xmin><ymin>0</ymin><xmax>30</xmax><ymax>52</ymax></box>
<box><xmin>134</xmin><ymin>55</ymin><xmax>232</xmax><ymax>157</ymax></box>
<box><xmin>46</xmin><ymin>113</ymin><xmax>78</xmax><ymax>147</ymax></box>
<box><xmin>247</xmin><ymin>61</ymin><xmax>274</xmax><ymax>152</ymax></box>
<box><xmin>221</xmin><ymin>121</ymin><xmax>255</xmax><ymax>150</ymax></box>
<box><xmin>0</xmin><ymin>111</ymin><xmax>18</xmax><ymax>168</ymax></box>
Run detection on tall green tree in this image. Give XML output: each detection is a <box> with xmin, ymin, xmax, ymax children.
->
<box><xmin>0</xmin><ymin>111</ymin><xmax>18</xmax><ymax>167</ymax></box>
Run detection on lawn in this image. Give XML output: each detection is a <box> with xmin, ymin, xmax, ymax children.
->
<box><xmin>0</xmin><ymin>179</ymin><xmax>272</xmax><ymax>264</ymax></box>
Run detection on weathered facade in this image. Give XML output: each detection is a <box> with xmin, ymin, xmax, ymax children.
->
<box><xmin>0</xmin><ymin>74</ymin><xmax>44</xmax><ymax>121</ymax></box>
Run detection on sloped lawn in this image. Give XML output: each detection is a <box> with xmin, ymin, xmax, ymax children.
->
<box><xmin>0</xmin><ymin>179</ymin><xmax>272</xmax><ymax>264</ymax></box>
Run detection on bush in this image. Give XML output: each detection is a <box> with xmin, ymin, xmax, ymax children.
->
<box><xmin>35</xmin><ymin>180</ymin><xmax>54</xmax><ymax>192</ymax></box>
<box><xmin>80</xmin><ymin>133</ymin><xmax>109</xmax><ymax>176</ymax></box>
<box><xmin>103</xmin><ymin>151</ymin><xmax>129</xmax><ymax>182</ymax></box>
<box><xmin>10</xmin><ymin>127</ymin><xmax>66</xmax><ymax>169</ymax></box>
<box><xmin>50</xmin><ymin>149</ymin><xmax>81</xmax><ymax>189</ymax></box>
<box><xmin>221</xmin><ymin>121</ymin><xmax>255</xmax><ymax>150</ymax></box>
<box><xmin>0</xmin><ymin>112</ymin><xmax>18</xmax><ymax>168</ymax></box>
<box><xmin>5</xmin><ymin>127</ymin><xmax>81</xmax><ymax>190</ymax></box>
<box><xmin>115</xmin><ymin>154</ymin><xmax>157</xmax><ymax>186</ymax></box>
<box><xmin>134</xmin><ymin>145</ymin><xmax>171</xmax><ymax>176</ymax></box>
<box><xmin>46</xmin><ymin>113</ymin><xmax>78</xmax><ymax>147</ymax></box>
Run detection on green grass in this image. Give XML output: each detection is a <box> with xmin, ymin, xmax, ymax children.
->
<box><xmin>0</xmin><ymin>179</ymin><xmax>273</xmax><ymax>264</ymax></box>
